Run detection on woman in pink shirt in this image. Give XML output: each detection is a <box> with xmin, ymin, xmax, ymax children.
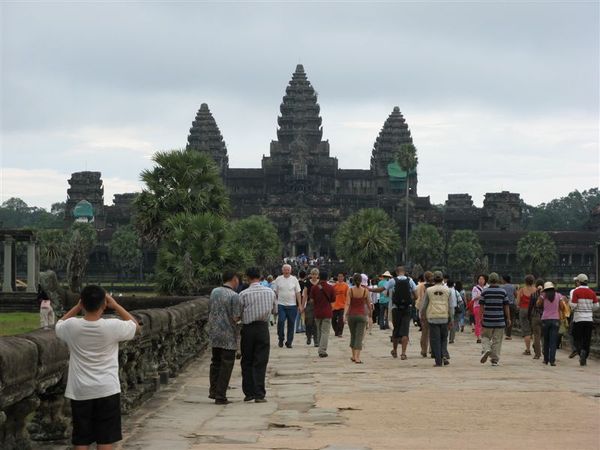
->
<box><xmin>536</xmin><ymin>281</ymin><xmax>568</xmax><ymax>366</ymax></box>
<box><xmin>470</xmin><ymin>274</ymin><xmax>487</xmax><ymax>343</ymax></box>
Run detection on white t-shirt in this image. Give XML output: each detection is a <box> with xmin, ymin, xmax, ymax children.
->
<box><xmin>273</xmin><ymin>275</ymin><xmax>301</xmax><ymax>306</ymax></box>
<box><xmin>55</xmin><ymin>317</ymin><xmax>137</xmax><ymax>400</ymax></box>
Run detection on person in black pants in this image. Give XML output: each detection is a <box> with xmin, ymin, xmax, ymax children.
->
<box><xmin>238</xmin><ymin>267</ymin><xmax>277</xmax><ymax>402</ymax></box>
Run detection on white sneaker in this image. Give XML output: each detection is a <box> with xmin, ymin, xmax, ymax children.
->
<box><xmin>491</xmin><ymin>361</ymin><xmax>499</xmax><ymax>367</ymax></box>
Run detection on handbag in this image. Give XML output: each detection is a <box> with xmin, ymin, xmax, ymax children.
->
<box><xmin>558</xmin><ymin>318</ymin><xmax>569</xmax><ymax>335</ymax></box>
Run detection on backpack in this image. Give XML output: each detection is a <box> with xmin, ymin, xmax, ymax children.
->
<box><xmin>392</xmin><ymin>277</ymin><xmax>413</xmax><ymax>310</ymax></box>
<box><xmin>454</xmin><ymin>289</ymin><xmax>465</xmax><ymax>315</ymax></box>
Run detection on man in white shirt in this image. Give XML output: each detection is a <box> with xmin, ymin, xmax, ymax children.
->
<box><xmin>56</xmin><ymin>285</ymin><xmax>139</xmax><ymax>449</ymax></box>
<box><xmin>272</xmin><ymin>264</ymin><xmax>301</xmax><ymax>348</ymax></box>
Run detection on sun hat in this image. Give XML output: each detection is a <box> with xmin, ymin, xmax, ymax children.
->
<box><xmin>543</xmin><ymin>281</ymin><xmax>555</xmax><ymax>291</ymax></box>
<box><xmin>573</xmin><ymin>274</ymin><xmax>588</xmax><ymax>283</ymax></box>
<box><xmin>381</xmin><ymin>270</ymin><xmax>393</xmax><ymax>278</ymax></box>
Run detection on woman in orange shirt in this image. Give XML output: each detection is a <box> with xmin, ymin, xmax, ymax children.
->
<box><xmin>332</xmin><ymin>273</ymin><xmax>349</xmax><ymax>337</ymax></box>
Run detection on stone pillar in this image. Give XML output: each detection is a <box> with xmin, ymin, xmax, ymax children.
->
<box><xmin>35</xmin><ymin>245</ymin><xmax>40</xmax><ymax>286</ymax></box>
<box><xmin>3</xmin><ymin>237</ymin><xmax>14</xmax><ymax>293</ymax></box>
<box><xmin>26</xmin><ymin>241</ymin><xmax>37</xmax><ymax>293</ymax></box>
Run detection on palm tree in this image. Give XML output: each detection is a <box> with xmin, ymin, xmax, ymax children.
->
<box><xmin>334</xmin><ymin>208</ymin><xmax>400</xmax><ymax>274</ymax></box>
<box><xmin>134</xmin><ymin>149</ymin><xmax>230</xmax><ymax>245</ymax></box>
<box><xmin>395</xmin><ymin>143</ymin><xmax>418</xmax><ymax>263</ymax></box>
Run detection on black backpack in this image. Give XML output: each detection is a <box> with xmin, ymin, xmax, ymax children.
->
<box><xmin>392</xmin><ymin>277</ymin><xmax>413</xmax><ymax>310</ymax></box>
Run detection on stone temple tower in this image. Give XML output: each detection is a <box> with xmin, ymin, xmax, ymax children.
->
<box><xmin>370</xmin><ymin>106</ymin><xmax>417</xmax><ymax>196</ymax></box>
<box><xmin>186</xmin><ymin>103</ymin><xmax>229</xmax><ymax>177</ymax></box>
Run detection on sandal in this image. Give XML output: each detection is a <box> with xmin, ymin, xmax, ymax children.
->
<box><xmin>401</xmin><ymin>354</ymin><xmax>407</xmax><ymax>360</ymax></box>
<box><xmin>350</xmin><ymin>357</ymin><xmax>355</xmax><ymax>362</ymax></box>
<box><xmin>391</xmin><ymin>350</ymin><xmax>398</xmax><ymax>358</ymax></box>
<box><xmin>355</xmin><ymin>360</ymin><xmax>363</xmax><ymax>364</ymax></box>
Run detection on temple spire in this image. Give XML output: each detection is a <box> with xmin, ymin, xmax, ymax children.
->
<box><xmin>370</xmin><ymin>106</ymin><xmax>413</xmax><ymax>172</ymax></box>
<box><xmin>186</xmin><ymin>103</ymin><xmax>229</xmax><ymax>175</ymax></box>
<box><xmin>276</xmin><ymin>64</ymin><xmax>323</xmax><ymax>149</ymax></box>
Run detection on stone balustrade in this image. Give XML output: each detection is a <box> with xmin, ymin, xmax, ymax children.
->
<box><xmin>0</xmin><ymin>297</ymin><xmax>209</xmax><ymax>450</ymax></box>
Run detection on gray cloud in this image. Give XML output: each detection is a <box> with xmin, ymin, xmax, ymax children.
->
<box><xmin>1</xmin><ymin>2</ymin><xmax>598</xmax><ymax>209</ymax></box>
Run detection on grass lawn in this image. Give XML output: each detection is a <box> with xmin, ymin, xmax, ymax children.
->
<box><xmin>0</xmin><ymin>312</ymin><xmax>40</xmax><ymax>336</ymax></box>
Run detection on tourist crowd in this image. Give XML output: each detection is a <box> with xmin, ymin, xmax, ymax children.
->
<box><xmin>206</xmin><ymin>264</ymin><xmax>599</xmax><ymax>404</ymax></box>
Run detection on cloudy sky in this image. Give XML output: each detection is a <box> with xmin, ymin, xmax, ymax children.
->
<box><xmin>1</xmin><ymin>2</ymin><xmax>598</xmax><ymax>210</ymax></box>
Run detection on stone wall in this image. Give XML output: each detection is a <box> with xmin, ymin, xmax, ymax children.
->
<box><xmin>0</xmin><ymin>297</ymin><xmax>209</xmax><ymax>450</ymax></box>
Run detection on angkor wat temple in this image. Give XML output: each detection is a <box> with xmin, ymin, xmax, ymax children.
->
<box><xmin>65</xmin><ymin>65</ymin><xmax>599</xmax><ymax>281</ymax></box>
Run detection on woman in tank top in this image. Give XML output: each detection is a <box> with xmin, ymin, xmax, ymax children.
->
<box><xmin>344</xmin><ymin>273</ymin><xmax>372</xmax><ymax>364</ymax></box>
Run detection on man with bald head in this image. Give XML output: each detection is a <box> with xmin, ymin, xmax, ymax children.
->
<box><xmin>272</xmin><ymin>264</ymin><xmax>302</xmax><ymax>348</ymax></box>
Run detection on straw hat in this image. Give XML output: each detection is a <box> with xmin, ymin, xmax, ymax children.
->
<box><xmin>381</xmin><ymin>270</ymin><xmax>393</xmax><ymax>278</ymax></box>
<box><xmin>543</xmin><ymin>281</ymin><xmax>555</xmax><ymax>291</ymax></box>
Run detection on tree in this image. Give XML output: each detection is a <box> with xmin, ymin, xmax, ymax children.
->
<box><xmin>50</xmin><ymin>202</ymin><xmax>66</xmax><ymax>217</ymax></box>
<box><xmin>473</xmin><ymin>256</ymin><xmax>490</xmax><ymax>283</ymax></box>
<box><xmin>406</xmin><ymin>224</ymin><xmax>443</xmax><ymax>270</ymax></box>
<box><xmin>334</xmin><ymin>208</ymin><xmax>400</xmax><ymax>274</ymax></box>
<box><xmin>226</xmin><ymin>216</ymin><xmax>282</xmax><ymax>273</ymax></box>
<box><xmin>66</xmin><ymin>223</ymin><xmax>97</xmax><ymax>292</ymax></box>
<box><xmin>2</xmin><ymin>197</ymin><xmax>29</xmax><ymax>212</ymax></box>
<box><xmin>0</xmin><ymin>197</ymin><xmax>63</xmax><ymax>229</ymax></box>
<box><xmin>517</xmin><ymin>231</ymin><xmax>557</xmax><ymax>278</ymax></box>
<box><xmin>37</xmin><ymin>229</ymin><xmax>68</xmax><ymax>272</ymax></box>
<box><xmin>155</xmin><ymin>212</ymin><xmax>230</xmax><ymax>295</ymax></box>
<box><xmin>134</xmin><ymin>149</ymin><xmax>230</xmax><ymax>245</ymax></box>
<box><xmin>109</xmin><ymin>225</ymin><xmax>142</xmax><ymax>278</ymax></box>
<box><xmin>447</xmin><ymin>230</ymin><xmax>483</xmax><ymax>279</ymax></box>
<box><xmin>528</xmin><ymin>188</ymin><xmax>600</xmax><ymax>231</ymax></box>
<box><xmin>395</xmin><ymin>143</ymin><xmax>418</xmax><ymax>261</ymax></box>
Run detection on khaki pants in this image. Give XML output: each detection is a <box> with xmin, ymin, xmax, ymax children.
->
<box><xmin>40</xmin><ymin>308</ymin><xmax>55</xmax><ymax>328</ymax></box>
<box><xmin>531</xmin><ymin>315</ymin><xmax>542</xmax><ymax>358</ymax></box>
<box><xmin>482</xmin><ymin>327</ymin><xmax>504</xmax><ymax>362</ymax></box>
<box><xmin>315</xmin><ymin>318</ymin><xmax>331</xmax><ymax>355</ymax></box>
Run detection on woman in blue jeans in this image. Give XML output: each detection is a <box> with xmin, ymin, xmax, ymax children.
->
<box><xmin>536</xmin><ymin>281</ymin><xmax>568</xmax><ymax>366</ymax></box>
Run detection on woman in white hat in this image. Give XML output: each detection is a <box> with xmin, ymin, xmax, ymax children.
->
<box><xmin>535</xmin><ymin>282</ymin><xmax>569</xmax><ymax>366</ymax></box>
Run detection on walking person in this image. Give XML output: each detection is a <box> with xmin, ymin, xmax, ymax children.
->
<box><xmin>420</xmin><ymin>271</ymin><xmax>453</xmax><ymax>367</ymax></box>
<box><xmin>536</xmin><ymin>281</ymin><xmax>569</xmax><ymax>366</ymax></box>
<box><xmin>471</xmin><ymin>274</ymin><xmax>488</xmax><ymax>344</ymax></box>
<box><xmin>386</xmin><ymin>266</ymin><xmax>416</xmax><ymax>360</ymax></box>
<box><xmin>312</xmin><ymin>270</ymin><xmax>335</xmax><ymax>357</ymax></box>
<box><xmin>302</xmin><ymin>268</ymin><xmax>320</xmax><ymax>346</ymax></box>
<box><xmin>332</xmin><ymin>272</ymin><xmax>349</xmax><ymax>337</ymax></box>
<box><xmin>344</xmin><ymin>273</ymin><xmax>372</xmax><ymax>364</ymax></box>
<box><xmin>568</xmin><ymin>274</ymin><xmax>599</xmax><ymax>366</ymax></box>
<box><xmin>479</xmin><ymin>273</ymin><xmax>510</xmax><ymax>366</ymax></box>
<box><xmin>528</xmin><ymin>279</ymin><xmax>545</xmax><ymax>359</ymax></box>
<box><xmin>377</xmin><ymin>272</ymin><xmax>392</xmax><ymax>329</ymax></box>
<box><xmin>207</xmin><ymin>271</ymin><xmax>241</xmax><ymax>404</ymax></box>
<box><xmin>516</xmin><ymin>275</ymin><xmax>537</xmax><ymax>356</ymax></box>
<box><xmin>369</xmin><ymin>277</ymin><xmax>380</xmax><ymax>327</ymax></box>
<box><xmin>295</xmin><ymin>270</ymin><xmax>308</xmax><ymax>333</ymax></box>
<box><xmin>447</xmin><ymin>280</ymin><xmax>459</xmax><ymax>344</ymax></box>
<box><xmin>502</xmin><ymin>275</ymin><xmax>517</xmax><ymax>340</ymax></box>
<box><xmin>272</xmin><ymin>264</ymin><xmax>302</xmax><ymax>348</ymax></box>
<box><xmin>416</xmin><ymin>271</ymin><xmax>434</xmax><ymax>357</ymax></box>
<box><xmin>454</xmin><ymin>281</ymin><xmax>467</xmax><ymax>334</ymax></box>
<box><xmin>55</xmin><ymin>286</ymin><xmax>139</xmax><ymax>450</ymax></box>
<box><xmin>239</xmin><ymin>267</ymin><xmax>277</xmax><ymax>402</ymax></box>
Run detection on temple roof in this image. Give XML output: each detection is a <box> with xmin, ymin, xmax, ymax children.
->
<box><xmin>370</xmin><ymin>106</ymin><xmax>413</xmax><ymax>170</ymax></box>
<box><xmin>276</xmin><ymin>64</ymin><xmax>323</xmax><ymax>147</ymax></box>
<box><xmin>187</xmin><ymin>103</ymin><xmax>229</xmax><ymax>170</ymax></box>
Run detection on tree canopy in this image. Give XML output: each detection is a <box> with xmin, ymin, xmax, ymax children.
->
<box><xmin>226</xmin><ymin>216</ymin><xmax>282</xmax><ymax>273</ymax></box>
<box><xmin>516</xmin><ymin>231</ymin><xmax>557</xmax><ymax>277</ymax></box>
<box><xmin>66</xmin><ymin>223</ymin><xmax>97</xmax><ymax>292</ymax></box>
<box><xmin>334</xmin><ymin>208</ymin><xmax>400</xmax><ymax>275</ymax></box>
<box><xmin>526</xmin><ymin>188</ymin><xmax>599</xmax><ymax>231</ymax></box>
<box><xmin>446</xmin><ymin>230</ymin><xmax>483</xmax><ymax>279</ymax></box>
<box><xmin>134</xmin><ymin>149</ymin><xmax>230</xmax><ymax>245</ymax></box>
<box><xmin>406</xmin><ymin>224</ymin><xmax>444</xmax><ymax>270</ymax></box>
<box><xmin>0</xmin><ymin>197</ymin><xmax>63</xmax><ymax>229</ymax></box>
<box><xmin>109</xmin><ymin>225</ymin><xmax>142</xmax><ymax>277</ymax></box>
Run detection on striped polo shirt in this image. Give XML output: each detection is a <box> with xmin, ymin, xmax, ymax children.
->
<box><xmin>239</xmin><ymin>282</ymin><xmax>277</xmax><ymax>324</ymax></box>
<box><xmin>479</xmin><ymin>285</ymin><xmax>509</xmax><ymax>328</ymax></box>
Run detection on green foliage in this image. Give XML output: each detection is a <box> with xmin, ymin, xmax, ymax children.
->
<box><xmin>517</xmin><ymin>231</ymin><xmax>557</xmax><ymax>277</ymax></box>
<box><xmin>528</xmin><ymin>188</ymin><xmax>600</xmax><ymax>231</ymax></box>
<box><xmin>37</xmin><ymin>229</ymin><xmax>68</xmax><ymax>271</ymax></box>
<box><xmin>395</xmin><ymin>143</ymin><xmax>418</xmax><ymax>172</ymax></box>
<box><xmin>447</xmin><ymin>230</ymin><xmax>483</xmax><ymax>278</ymax></box>
<box><xmin>407</xmin><ymin>224</ymin><xmax>443</xmax><ymax>269</ymax></box>
<box><xmin>225</xmin><ymin>216</ymin><xmax>282</xmax><ymax>273</ymax></box>
<box><xmin>155</xmin><ymin>212</ymin><xmax>229</xmax><ymax>295</ymax></box>
<box><xmin>66</xmin><ymin>223</ymin><xmax>97</xmax><ymax>292</ymax></box>
<box><xmin>134</xmin><ymin>149</ymin><xmax>230</xmax><ymax>245</ymax></box>
<box><xmin>109</xmin><ymin>225</ymin><xmax>142</xmax><ymax>277</ymax></box>
<box><xmin>334</xmin><ymin>208</ymin><xmax>400</xmax><ymax>274</ymax></box>
<box><xmin>0</xmin><ymin>197</ymin><xmax>63</xmax><ymax>229</ymax></box>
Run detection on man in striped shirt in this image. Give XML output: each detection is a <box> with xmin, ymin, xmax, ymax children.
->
<box><xmin>239</xmin><ymin>267</ymin><xmax>277</xmax><ymax>403</ymax></box>
<box><xmin>568</xmin><ymin>273</ymin><xmax>599</xmax><ymax>366</ymax></box>
<box><xmin>479</xmin><ymin>272</ymin><xmax>511</xmax><ymax>366</ymax></box>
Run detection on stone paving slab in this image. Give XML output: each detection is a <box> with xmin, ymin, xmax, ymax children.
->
<box><xmin>117</xmin><ymin>324</ymin><xmax>600</xmax><ymax>450</ymax></box>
